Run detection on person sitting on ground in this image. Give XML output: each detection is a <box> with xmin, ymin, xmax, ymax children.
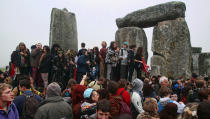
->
<box><xmin>72</xmin><ymin>84</ymin><xmax>87</xmax><ymax>119</ymax></box>
<box><xmin>12</xmin><ymin>76</ymin><xmax>41</xmax><ymax>98</ymax></box>
<box><xmin>131</xmin><ymin>78</ymin><xmax>144</xmax><ymax>119</ymax></box>
<box><xmin>137</xmin><ymin>98</ymin><xmax>159</xmax><ymax>119</ymax></box>
<box><xmin>0</xmin><ymin>83</ymin><xmax>19</xmax><ymax>119</ymax></box>
<box><xmin>177</xmin><ymin>102</ymin><xmax>199</xmax><ymax>119</ymax></box>
<box><xmin>88</xmin><ymin>99</ymin><xmax>111</xmax><ymax>119</ymax></box>
<box><xmin>116</xmin><ymin>79</ymin><xmax>131</xmax><ymax>106</ymax></box>
<box><xmin>107</xmin><ymin>81</ymin><xmax>123</xmax><ymax>118</ymax></box>
<box><xmin>187</xmin><ymin>78</ymin><xmax>206</xmax><ymax>102</ymax></box>
<box><xmin>13</xmin><ymin>79</ymin><xmax>42</xmax><ymax>118</ymax></box>
<box><xmin>88</xmin><ymin>77</ymin><xmax>105</xmax><ymax>91</ymax></box>
<box><xmin>80</xmin><ymin>88</ymin><xmax>99</xmax><ymax>119</ymax></box>
<box><xmin>34</xmin><ymin>82</ymin><xmax>73</xmax><ymax>119</ymax></box>
<box><xmin>62</xmin><ymin>78</ymin><xmax>77</xmax><ymax>97</ymax></box>
<box><xmin>160</xmin><ymin>103</ymin><xmax>178</xmax><ymax>119</ymax></box>
<box><xmin>158</xmin><ymin>86</ymin><xmax>185</xmax><ymax>114</ymax></box>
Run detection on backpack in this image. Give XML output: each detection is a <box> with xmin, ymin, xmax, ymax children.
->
<box><xmin>22</xmin><ymin>94</ymin><xmax>39</xmax><ymax>119</ymax></box>
<box><xmin>119</xmin><ymin>90</ymin><xmax>132</xmax><ymax>115</ymax></box>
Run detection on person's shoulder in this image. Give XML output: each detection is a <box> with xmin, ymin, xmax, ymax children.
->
<box><xmin>13</xmin><ymin>95</ymin><xmax>25</xmax><ymax>103</ymax></box>
<box><xmin>88</xmin><ymin>113</ymin><xmax>97</xmax><ymax>119</ymax></box>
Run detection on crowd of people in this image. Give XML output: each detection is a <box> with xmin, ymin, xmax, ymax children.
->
<box><xmin>0</xmin><ymin>41</ymin><xmax>209</xmax><ymax>119</ymax></box>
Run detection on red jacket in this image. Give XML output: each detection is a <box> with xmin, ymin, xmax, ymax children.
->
<box><xmin>116</xmin><ymin>88</ymin><xmax>131</xmax><ymax>106</ymax></box>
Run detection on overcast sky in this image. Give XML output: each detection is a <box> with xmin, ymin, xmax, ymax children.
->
<box><xmin>0</xmin><ymin>0</ymin><xmax>210</xmax><ymax>67</ymax></box>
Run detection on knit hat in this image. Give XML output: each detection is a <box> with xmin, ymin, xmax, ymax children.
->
<box><xmin>46</xmin><ymin>82</ymin><xmax>61</xmax><ymax>98</ymax></box>
<box><xmin>123</xmin><ymin>41</ymin><xmax>128</xmax><ymax>46</ymax></box>
<box><xmin>132</xmin><ymin>78</ymin><xmax>143</xmax><ymax>92</ymax></box>
<box><xmin>83</xmin><ymin>88</ymin><xmax>94</xmax><ymax>99</ymax></box>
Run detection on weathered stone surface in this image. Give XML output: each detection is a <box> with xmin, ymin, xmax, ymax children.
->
<box><xmin>116</xmin><ymin>1</ymin><xmax>186</xmax><ymax>28</ymax></box>
<box><xmin>151</xmin><ymin>18</ymin><xmax>192</xmax><ymax>79</ymax></box>
<box><xmin>192</xmin><ymin>47</ymin><xmax>202</xmax><ymax>74</ymax></box>
<box><xmin>115</xmin><ymin>27</ymin><xmax>148</xmax><ymax>62</ymax></box>
<box><xmin>150</xmin><ymin>55</ymin><xmax>166</xmax><ymax>76</ymax></box>
<box><xmin>199</xmin><ymin>53</ymin><xmax>210</xmax><ymax>76</ymax></box>
<box><xmin>49</xmin><ymin>8</ymin><xmax>78</xmax><ymax>51</ymax></box>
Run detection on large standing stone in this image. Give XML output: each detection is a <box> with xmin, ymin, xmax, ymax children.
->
<box><xmin>49</xmin><ymin>8</ymin><xmax>78</xmax><ymax>51</ymax></box>
<box><xmin>151</xmin><ymin>18</ymin><xmax>192</xmax><ymax>79</ymax></box>
<box><xmin>192</xmin><ymin>47</ymin><xmax>202</xmax><ymax>75</ymax></box>
<box><xmin>116</xmin><ymin>1</ymin><xmax>186</xmax><ymax>28</ymax></box>
<box><xmin>199</xmin><ymin>53</ymin><xmax>210</xmax><ymax>76</ymax></box>
<box><xmin>115</xmin><ymin>27</ymin><xmax>148</xmax><ymax>62</ymax></box>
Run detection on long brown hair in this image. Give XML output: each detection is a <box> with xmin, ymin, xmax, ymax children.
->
<box><xmin>136</xmin><ymin>47</ymin><xmax>143</xmax><ymax>56</ymax></box>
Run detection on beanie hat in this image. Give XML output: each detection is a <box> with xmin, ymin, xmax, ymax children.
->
<box><xmin>123</xmin><ymin>41</ymin><xmax>128</xmax><ymax>46</ymax></box>
<box><xmin>46</xmin><ymin>82</ymin><xmax>61</xmax><ymax>98</ymax></box>
<box><xmin>83</xmin><ymin>88</ymin><xmax>94</xmax><ymax>99</ymax></box>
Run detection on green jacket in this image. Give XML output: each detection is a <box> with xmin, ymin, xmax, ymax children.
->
<box><xmin>34</xmin><ymin>96</ymin><xmax>73</xmax><ymax>119</ymax></box>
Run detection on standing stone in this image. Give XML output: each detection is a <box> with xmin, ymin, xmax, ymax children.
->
<box><xmin>49</xmin><ymin>8</ymin><xmax>78</xmax><ymax>51</ymax></box>
<box><xmin>115</xmin><ymin>27</ymin><xmax>148</xmax><ymax>62</ymax></box>
<box><xmin>116</xmin><ymin>1</ymin><xmax>186</xmax><ymax>28</ymax></box>
<box><xmin>151</xmin><ymin>18</ymin><xmax>192</xmax><ymax>79</ymax></box>
<box><xmin>199</xmin><ymin>53</ymin><xmax>210</xmax><ymax>76</ymax></box>
<box><xmin>192</xmin><ymin>47</ymin><xmax>202</xmax><ymax>75</ymax></box>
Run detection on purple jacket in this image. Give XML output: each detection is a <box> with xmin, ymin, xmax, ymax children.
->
<box><xmin>0</xmin><ymin>102</ymin><xmax>19</xmax><ymax>119</ymax></box>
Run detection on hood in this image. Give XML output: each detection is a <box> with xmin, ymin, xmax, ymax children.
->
<box><xmin>132</xmin><ymin>78</ymin><xmax>143</xmax><ymax>92</ymax></box>
<box><xmin>159</xmin><ymin>97</ymin><xmax>172</xmax><ymax>107</ymax></box>
<box><xmin>40</xmin><ymin>96</ymin><xmax>63</xmax><ymax>106</ymax></box>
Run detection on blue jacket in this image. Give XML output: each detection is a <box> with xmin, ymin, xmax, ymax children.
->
<box><xmin>13</xmin><ymin>90</ymin><xmax>42</xmax><ymax>117</ymax></box>
<box><xmin>77</xmin><ymin>55</ymin><xmax>89</xmax><ymax>73</ymax></box>
<box><xmin>0</xmin><ymin>102</ymin><xmax>19</xmax><ymax>119</ymax></box>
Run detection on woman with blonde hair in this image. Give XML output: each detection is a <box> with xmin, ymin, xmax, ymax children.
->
<box><xmin>137</xmin><ymin>98</ymin><xmax>159</xmax><ymax>119</ymax></box>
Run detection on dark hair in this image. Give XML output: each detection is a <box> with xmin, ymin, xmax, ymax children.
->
<box><xmin>118</xmin><ymin>79</ymin><xmax>127</xmax><ymax>88</ymax></box>
<box><xmin>159</xmin><ymin>86</ymin><xmax>172</xmax><ymax>98</ymax></box>
<box><xmin>31</xmin><ymin>45</ymin><xmax>36</xmax><ymax>49</ymax></box>
<box><xmin>198</xmin><ymin>89</ymin><xmax>208</xmax><ymax>102</ymax></box>
<box><xmin>143</xmin><ymin>84</ymin><xmax>154</xmax><ymax>98</ymax></box>
<box><xmin>129</xmin><ymin>44</ymin><xmax>136</xmax><ymax>49</ymax></box>
<box><xmin>192</xmin><ymin>73</ymin><xmax>198</xmax><ymax>79</ymax></box>
<box><xmin>67</xmin><ymin>79</ymin><xmax>77</xmax><ymax>89</ymax></box>
<box><xmin>197</xmin><ymin>101</ymin><xmax>210</xmax><ymax>119</ymax></box>
<box><xmin>109</xmin><ymin>41</ymin><xmax>116</xmax><ymax>50</ymax></box>
<box><xmin>97</xmin><ymin>99</ymin><xmax>111</xmax><ymax>112</ymax></box>
<box><xmin>93</xmin><ymin>46</ymin><xmax>99</xmax><ymax>54</ymax></box>
<box><xmin>136</xmin><ymin>47</ymin><xmax>143</xmax><ymax>56</ymax></box>
<box><xmin>160</xmin><ymin>103</ymin><xmax>177</xmax><ymax>119</ymax></box>
<box><xmin>97</xmin><ymin>89</ymin><xmax>109</xmax><ymax>100</ymax></box>
<box><xmin>196</xmin><ymin>79</ymin><xmax>205</xmax><ymax>88</ymax></box>
<box><xmin>43</xmin><ymin>45</ymin><xmax>50</xmax><ymax>53</ymax></box>
<box><xmin>19</xmin><ymin>79</ymin><xmax>31</xmax><ymax>89</ymax></box>
<box><xmin>151</xmin><ymin>76</ymin><xmax>159</xmax><ymax>84</ymax></box>
<box><xmin>107</xmin><ymin>81</ymin><xmax>119</xmax><ymax>95</ymax></box>
<box><xmin>81</xmin><ymin>42</ymin><xmax>86</xmax><ymax>48</ymax></box>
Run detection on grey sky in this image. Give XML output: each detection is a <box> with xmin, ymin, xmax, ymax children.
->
<box><xmin>0</xmin><ymin>0</ymin><xmax>209</xmax><ymax>67</ymax></box>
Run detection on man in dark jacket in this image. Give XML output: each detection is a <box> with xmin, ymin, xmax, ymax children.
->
<box><xmin>77</xmin><ymin>50</ymin><xmax>91</xmax><ymax>83</ymax></box>
<box><xmin>13</xmin><ymin>79</ymin><xmax>42</xmax><ymax>118</ymax></box>
<box><xmin>30</xmin><ymin>43</ymin><xmax>42</xmax><ymax>87</ymax></box>
<box><xmin>34</xmin><ymin>82</ymin><xmax>73</xmax><ymax>119</ymax></box>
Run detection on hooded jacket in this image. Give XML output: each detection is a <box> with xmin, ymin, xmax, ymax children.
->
<box><xmin>131</xmin><ymin>78</ymin><xmax>144</xmax><ymax>114</ymax></box>
<box><xmin>34</xmin><ymin>96</ymin><xmax>73</xmax><ymax>119</ymax></box>
<box><xmin>0</xmin><ymin>102</ymin><xmax>19</xmax><ymax>119</ymax></box>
